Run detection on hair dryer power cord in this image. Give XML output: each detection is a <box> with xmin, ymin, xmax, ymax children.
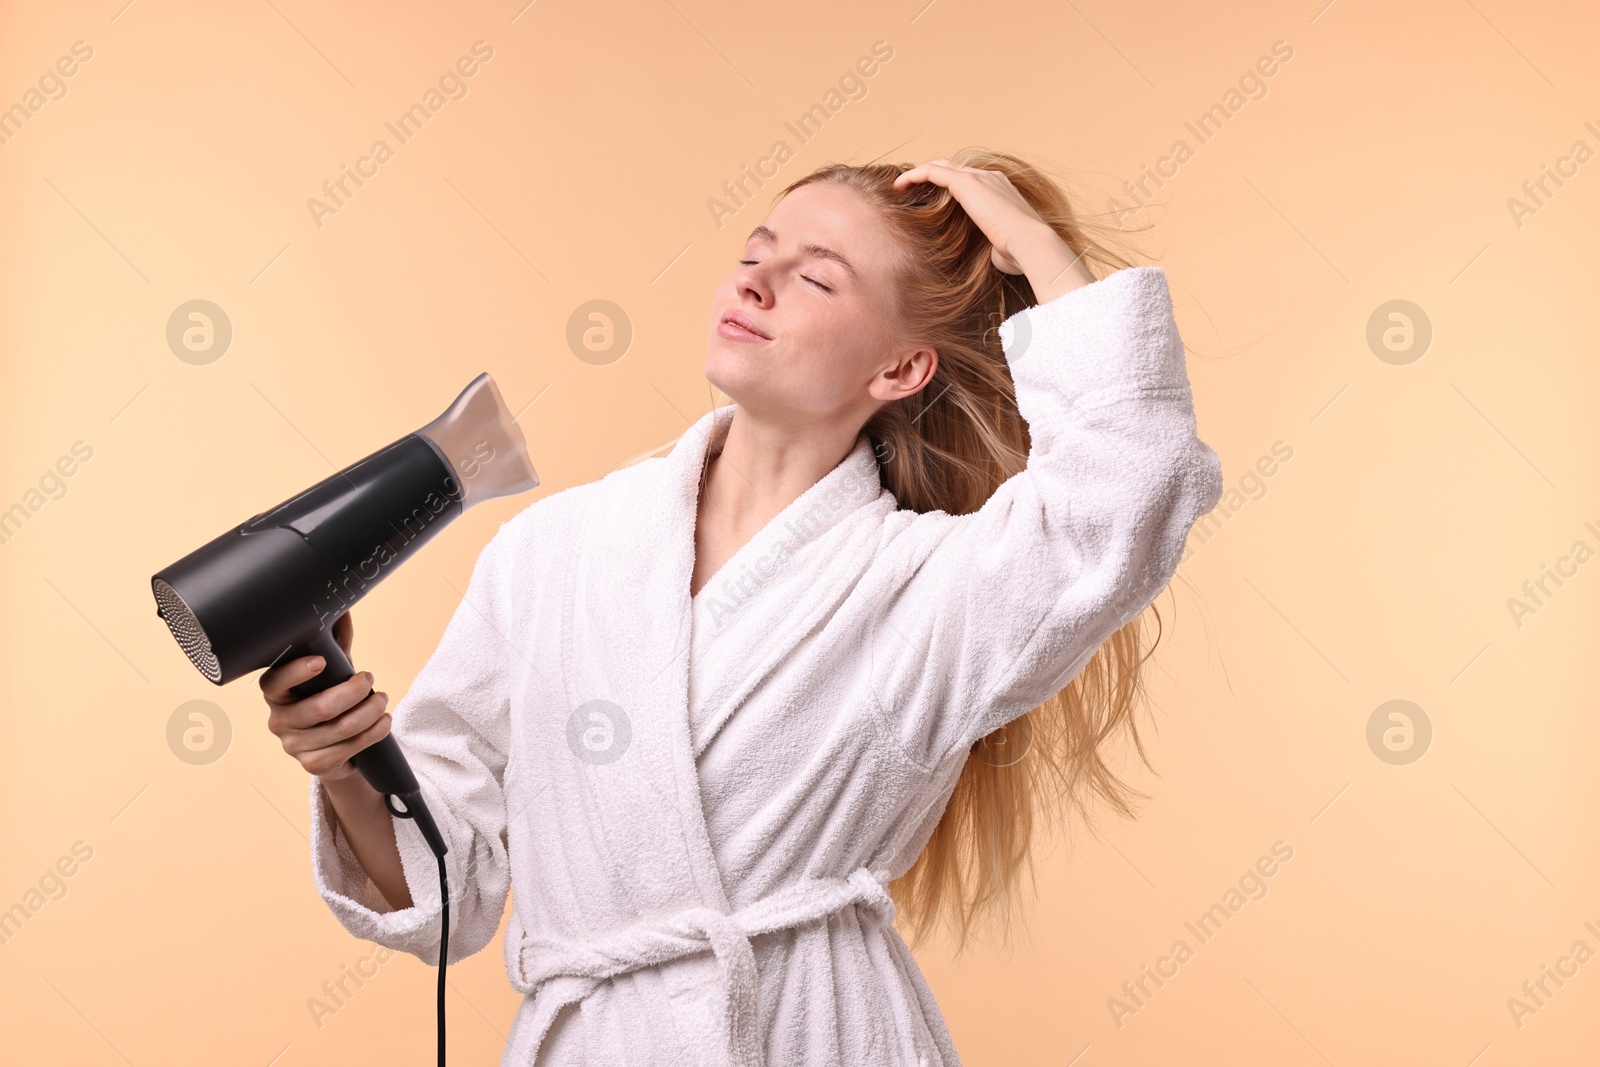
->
<box><xmin>386</xmin><ymin>789</ymin><xmax>452</xmax><ymax>1065</ymax></box>
<box><xmin>435</xmin><ymin>854</ymin><xmax>449</xmax><ymax>1066</ymax></box>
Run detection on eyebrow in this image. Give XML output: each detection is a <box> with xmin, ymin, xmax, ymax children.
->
<box><xmin>746</xmin><ymin>225</ymin><xmax>858</xmax><ymax>279</ymax></box>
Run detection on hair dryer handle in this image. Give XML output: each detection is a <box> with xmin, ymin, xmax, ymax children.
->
<box><xmin>285</xmin><ymin>626</ymin><xmax>449</xmax><ymax>859</ymax></box>
<box><xmin>286</xmin><ymin>624</ymin><xmax>358</xmax><ymax>699</ymax></box>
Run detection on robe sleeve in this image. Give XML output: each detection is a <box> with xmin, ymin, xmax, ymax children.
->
<box><xmin>872</xmin><ymin>265</ymin><xmax>1224</xmax><ymax>766</ymax></box>
<box><xmin>307</xmin><ymin>519</ymin><xmax>519</xmax><ymax>966</ymax></box>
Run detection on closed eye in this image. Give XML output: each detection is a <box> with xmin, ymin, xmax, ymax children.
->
<box><xmin>739</xmin><ymin>259</ymin><xmax>831</xmax><ymax>293</ymax></box>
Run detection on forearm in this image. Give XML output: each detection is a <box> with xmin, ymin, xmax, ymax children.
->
<box><xmin>1013</xmin><ymin>221</ymin><xmax>1097</xmax><ymax>305</ymax></box>
<box><xmin>320</xmin><ymin>774</ymin><xmax>414</xmax><ymax>911</ymax></box>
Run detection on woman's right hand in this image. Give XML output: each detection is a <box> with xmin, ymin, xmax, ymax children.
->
<box><xmin>260</xmin><ymin>611</ymin><xmax>393</xmax><ymax>782</ymax></box>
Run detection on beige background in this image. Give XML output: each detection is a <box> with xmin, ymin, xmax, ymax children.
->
<box><xmin>3</xmin><ymin>0</ymin><xmax>1597</xmax><ymax>1063</ymax></box>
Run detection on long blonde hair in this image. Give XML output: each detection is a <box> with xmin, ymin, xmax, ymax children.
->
<box><xmin>670</xmin><ymin>149</ymin><xmax>1171</xmax><ymax>953</ymax></box>
<box><xmin>789</xmin><ymin>149</ymin><xmax>1169</xmax><ymax>954</ymax></box>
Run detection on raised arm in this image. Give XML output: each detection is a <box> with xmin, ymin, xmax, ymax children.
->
<box><xmin>868</xmin><ymin>261</ymin><xmax>1224</xmax><ymax>766</ymax></box>
<box><xmin>307</xmin><ymin>518</ymin><xmax>523</xmax><ymax>965</ymax></box>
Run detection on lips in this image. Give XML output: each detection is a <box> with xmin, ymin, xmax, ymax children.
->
<box><xmin>720</xmin><ymin>310</ymin><xmax>771</xmax><ymax>340</ymax></box>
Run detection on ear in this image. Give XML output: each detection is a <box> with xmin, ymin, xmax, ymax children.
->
<box><xmin>869</xmin><ymin>345</ymin><xmax>939</xmax><ymax>402</ymax></box>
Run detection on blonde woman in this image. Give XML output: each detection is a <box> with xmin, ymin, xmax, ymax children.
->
<box><xmin>260</xmin><ymin>149</ymin><xmax>1224</xmax><ymax>1066</ymax></box>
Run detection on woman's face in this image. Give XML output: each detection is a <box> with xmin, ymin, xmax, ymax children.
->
<box><xmin>704</xmin><ymin>182</ymin><xmax>936</xmax><ymax>424</ymax></box>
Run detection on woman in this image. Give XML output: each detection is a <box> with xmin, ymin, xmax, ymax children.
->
<box><xmin>260</xmin><ymin>149</ymin><xmax>1224</xmax><ymax>1066</ymax></box>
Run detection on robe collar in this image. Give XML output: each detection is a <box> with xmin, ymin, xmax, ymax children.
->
<box><xmin>667</xmin><ymin>402</ymin><xmax>887</xmax><ymax>627</ymax></box>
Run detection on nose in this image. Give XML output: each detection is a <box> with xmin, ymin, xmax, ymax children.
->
<box><xmin>735</xmin><ymin>264</ymin><xmax>771</xmax><ymax>307</ymax></box>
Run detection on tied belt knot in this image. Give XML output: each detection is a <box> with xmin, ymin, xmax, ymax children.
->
<box><xmin>509</xmin><ymin>866</ymin><xmax>896</xmax><ymax>1067</ymax></box>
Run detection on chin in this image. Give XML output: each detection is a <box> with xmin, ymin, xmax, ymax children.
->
<box><xmin>703</xmin><ymin>348</ymin><xmax>756</xmax><ymax>401</ymax></box>
<box><xmin>703</xmin><ymin>343</ymin><xmax>807</xmax><ymax>416</ymax></box>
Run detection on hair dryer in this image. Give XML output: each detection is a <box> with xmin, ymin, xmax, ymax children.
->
<box><xmin>149</xmin><ymin>371</ymin><xmax>538</xmax><ymax>855</ymax></box>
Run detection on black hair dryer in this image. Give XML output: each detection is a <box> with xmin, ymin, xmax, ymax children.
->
<box><xmin>150</xmin><ymin>372</ymin><xmax>539</xmax><ymax>859</ymax></box>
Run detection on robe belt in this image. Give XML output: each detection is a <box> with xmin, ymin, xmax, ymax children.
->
<box><xmin>508</xmin><ymin>865</ymin><xmax>897</xmax><ymax>1067</ymax></box>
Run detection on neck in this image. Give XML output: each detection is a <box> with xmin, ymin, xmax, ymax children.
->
<box><xmin>700</xmin><ymin>405</ymin><xmax>863</xmax><ymax>538</ymax></box>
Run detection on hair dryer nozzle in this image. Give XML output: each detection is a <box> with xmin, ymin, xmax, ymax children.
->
<box><xmin>416</xmin><ymin>372</ymin><xmax>539</xmax><ymax>509</ymax></box>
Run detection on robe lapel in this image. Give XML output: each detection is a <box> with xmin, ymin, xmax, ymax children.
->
<box><xmin>687</xmin><ymin>409</ymin><xmax>889</xmax><ymax>757</ymax></box>
<box><xmin>563</xmin><ymin>403</ymin><xmax>734</xmax><ymax>917</ymax></box>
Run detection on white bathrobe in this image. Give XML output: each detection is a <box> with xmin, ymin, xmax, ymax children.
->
<box><xmin>307</xmin><ymin>265</ymin><xmax>1224</xmax><ymax>1066</ymax></box>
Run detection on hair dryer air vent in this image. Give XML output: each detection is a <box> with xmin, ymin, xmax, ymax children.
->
<box><xmin>153</xmin><ymin>578</ymin><xmax>221</xmax><ymax>682</ymax></box>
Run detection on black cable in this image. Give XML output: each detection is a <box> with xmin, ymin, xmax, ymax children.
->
<box><xmin>437</xmin><ymin>857</ymin><xmax>450</xmax><ymax>1066</ymax></box>
<box><xmin>386</xmin><ymin>787</ymin><xmax>451</xmax><ymax>1066</ymax></box>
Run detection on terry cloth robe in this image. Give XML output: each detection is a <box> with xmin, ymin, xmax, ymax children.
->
<box><xmin>307</xmin><ymin>264</ymin><xmax>1225</xmax><ymax>1066</ymax></box>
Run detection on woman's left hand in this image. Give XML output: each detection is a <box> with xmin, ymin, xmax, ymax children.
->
<box><xmin>892</xmin><ymin>158</ymin><xmax>1095</xmax><ymax>302</ymax></box>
